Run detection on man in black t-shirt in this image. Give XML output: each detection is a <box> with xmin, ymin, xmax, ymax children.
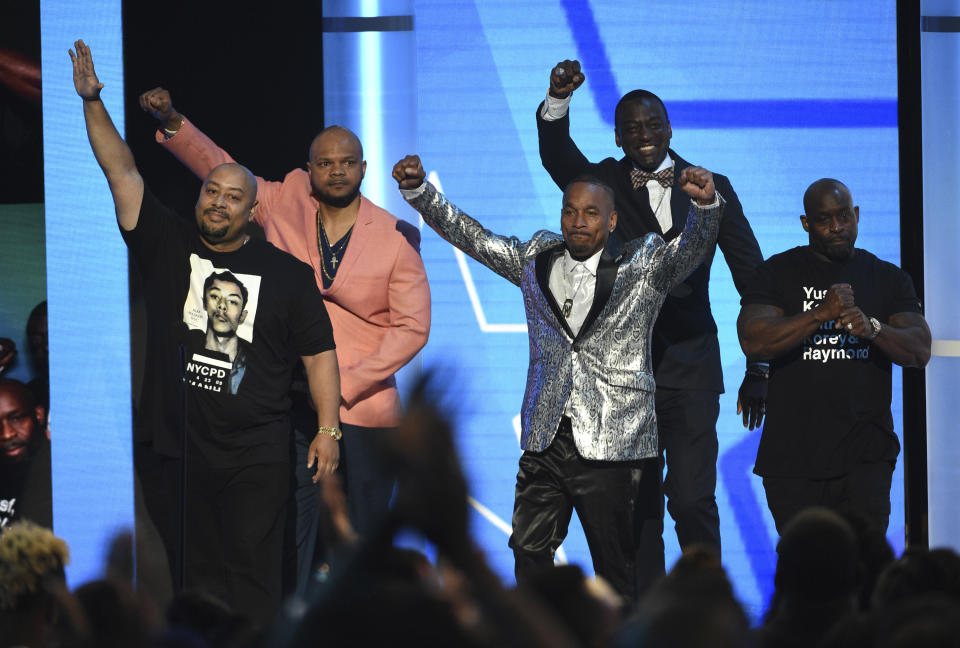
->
<box><xmin>737</xmin><ymin>178</ymin><xmax>931</xmax><ymax>533</ymax></box>
<box><xmin>0</xmin><ymin>378</ymin><xmax>51</xmax><ymax>529</ymax></box>
<box><xmin>71</xmin><ymin>40</ymin><xmax>341</xmax><ymax>624</ymax></box>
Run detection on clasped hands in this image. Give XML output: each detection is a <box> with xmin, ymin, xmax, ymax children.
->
<box><xmin>814</xmin><ymin>283</ymin><xmax>872</xmax><ymax>338</ymax></box>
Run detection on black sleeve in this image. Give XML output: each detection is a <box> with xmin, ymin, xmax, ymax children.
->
<box><xmin>537</xmin><ymin>101</ymin><xmax>593</xmax><ymax>190</ymax></box>
<box><xmin>289</xmin><ymin>262</ymin><xmax>336</xmax><ymax>357</ymax></box>
<box><xmin>713</xmin><ymin>173</ymin><xmax>765</xmax><ymax>295</ymax></box>
<box><xmin>120</xmin><ymin>183</ymin><xmax>178</xmax><ymax>273</ymax></box>
<box><xmin>884</xmin><ymin>263</ymin><xmax>922</xmax><ymax>318</ymax></box>
<box><xmin>740</xmin><ymin>258</ymin><xmax>786</xmax><ymax>310</ymax></box>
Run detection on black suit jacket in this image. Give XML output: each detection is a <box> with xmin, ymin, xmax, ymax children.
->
<box><xmin>537</xmin><ymin>103</ymin><xmax>763</xmax><ymax>392</ymax></box>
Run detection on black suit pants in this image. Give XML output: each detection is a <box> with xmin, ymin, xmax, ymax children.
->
<box><xmin>509</xmin><ymin>417</ymin><xmax>663</xmax><ymax>603</ymax></box>
<box><xmin>654</xmin><ymin>387</ymin><xmax>721</xmax><ymax>551</ymax></box>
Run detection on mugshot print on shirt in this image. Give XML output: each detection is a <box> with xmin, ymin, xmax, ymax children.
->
<box><xmin>182</xmin><ymin>255</ymin><xmax>262</xmax><ymax>396</ymax></box>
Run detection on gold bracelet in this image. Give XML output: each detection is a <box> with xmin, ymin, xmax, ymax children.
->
<box><xmin>317</xmin><ymin>426</ymin><xmax>342</xmax><ymax>441</ymax></box>
<box><xmin>162</xmin><ymin>116</ymin><xmax>185</xmax><ymax>138</ymax></box>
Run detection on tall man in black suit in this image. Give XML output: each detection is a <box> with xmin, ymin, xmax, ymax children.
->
<box><xmin>537</xmin><ymin>60</ymin><xmax>765</xmax><ymax>554</ymax></box>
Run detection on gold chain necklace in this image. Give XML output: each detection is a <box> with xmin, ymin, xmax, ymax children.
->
<box><xmin>316</xmin><ymin>208</ymin><xmax>353</xmax><ymax>281</ymax></box>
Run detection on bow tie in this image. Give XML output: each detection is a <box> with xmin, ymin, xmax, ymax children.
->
<box><xmin>630</xmin><ymin>166</ymin><xmax>674</xmax><ymax>190</ymax></box>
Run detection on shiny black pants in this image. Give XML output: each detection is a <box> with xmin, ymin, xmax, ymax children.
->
<box><xmin>509</xmin><ymin>418</ymin><xmax>663</xmax><ymax>603</ymax></box>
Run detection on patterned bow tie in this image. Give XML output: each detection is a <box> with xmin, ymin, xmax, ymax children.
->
<box><xmin>630</xmin><ymin>166</ymin><xmax>674</xmax><ymax>190</ymax></box>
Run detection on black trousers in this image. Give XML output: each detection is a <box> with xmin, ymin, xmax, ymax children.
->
<box><xmin>341</xmin><ymin>421</ymin><xmax>396</xmax><ymax>536</ymax></box>
<box><xmin>184</xmin><ymin>458</ymin><xmax>289</xmax><ymax>626</ymax></box>
<box><xmin>762</xmin><ymin>460</ymin><xmax>895</xmax><ymax>534</ymax></box>
<box><xmin>134</xmin><ymin>443</ymin><xmax>183</xmax><ymax>591</ymax></box>
<box><xmin>509</xmin><ymin>418</ymin><xmax>663</xmax><ymax>603</ymax></box>
<box><xmin>286</xmin><ymin>419</ymin><xmax>326</xmax><ymax>596</ymax></box>
<box><xmin>283</xmin><ymin>402</ymin><xmax>396</xmax><ymax>596</ymax></box>
<box><xmin>654</xmin><ymin>387</ymin><xmax>721</xmax><ymax>551</ymax></box>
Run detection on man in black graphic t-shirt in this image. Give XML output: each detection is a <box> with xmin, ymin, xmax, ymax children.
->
<box><xmin>71</xmin><ymin>40</ymin><xmax>341</xmax><ymax>624</ymax></box>
<box><xmin>737</xmin><ymin>178</ymin><xmax>931</xmax><ymax>533</ymax></box>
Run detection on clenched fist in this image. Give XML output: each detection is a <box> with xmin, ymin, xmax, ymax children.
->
<box><xmin>392</xmin><ymin>155</ymin><xmax>426</xmax><ymax>190</ymax></box>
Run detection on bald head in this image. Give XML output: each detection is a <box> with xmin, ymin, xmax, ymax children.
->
<box><xmin>800</xmin><ymin>178</ymin><xmax>859</xmax><ymax>261</ymax></box>
<box><xmin>308</xmin><ymin>125</ymin><xmax>366</xmax><ymax>208</ymax></box>
<box><xmin>803</xmin><ymin>178</ymin><xmax>851</xmax><ymax>216</ymax></box>
<box><xmin>310</xmin><ymin>125</ymin><xmax>363</xmax><ymax>161</ymax></box>
<box><xmin>195</xmin><ymin>164</ymin><xmax>259</xmax><ymax>251</ymax></box>
<box><xmin>206</xmin><ymin>163</ymin><xmax>258</xmax><ymax>208</ymax></box>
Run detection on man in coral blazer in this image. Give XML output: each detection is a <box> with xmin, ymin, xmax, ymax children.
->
<box><xmin>141</xmin><ymin>88</ymin><xmax>431</xmax><ymax>593</ymax></box>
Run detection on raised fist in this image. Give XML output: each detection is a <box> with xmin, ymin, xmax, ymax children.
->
<box><xmin>678</xmin><ymin>166</ymin><xmax>716</xmax><ymax>205</ymax></box>
<box><xmin>549</xmin><ymin>59</ymin><xmax>585</xmax><ymax>99</ymax></box>
<box><xmin>138</xmin><ymin>87</ymin><xmax>183</xmax><ymax>133</ymax></box>
<box><xmin>392</xmin><ymin>155</ymin><xmax>426</xmax><ymax>190</ymax></box>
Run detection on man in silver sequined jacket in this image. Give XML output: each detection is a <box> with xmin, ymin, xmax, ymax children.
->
<box><xmin>392</xmin><ymin>155</ymin><xmax>723</xmax><ymax>603</ymax></box>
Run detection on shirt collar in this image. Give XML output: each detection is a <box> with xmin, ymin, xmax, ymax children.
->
<box><xmin>562</xmin><ymin>246</ymin><xmax>603</xmax><ymax>277</ymax></box>
<box><xmin>632</xmin><ymin>154</ymin><xmax>674</xmax><ymax>174</ymax></box>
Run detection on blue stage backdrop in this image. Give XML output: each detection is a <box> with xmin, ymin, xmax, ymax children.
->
<box><xmin>41</xmin><ymin>0</ymin><xmax>902</xmax><ymax>616</ymax></box>
<box><xmin>406</xmin><ymin>0</ymin><xmax>901</xmax><ymax>618</ymax></box>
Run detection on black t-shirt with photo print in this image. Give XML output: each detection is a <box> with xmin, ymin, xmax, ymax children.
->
<box><xmin>122</xmin><ymin>186</ymin><xmax>335</xmax><ymax>467</ymax></box>
<box><xmin>741</xmin><ymin>246</ymin><xmax>921</xmax><ymax>479</ymax></box>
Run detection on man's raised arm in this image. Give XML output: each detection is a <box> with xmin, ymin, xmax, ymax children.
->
<box><xmin>140</xmin><ymin>87</ymin><xmax>233</xmax><ymax>181</ymax></box>
<box><xmin>70</xmin><ymin>40</ymin><xmax>143</xmax><ymax>231</ymax></box>
<box><xmin>537</xmin><ymin>59</ymin><xmax>591</xmax><ymax>190</ymax></box>
<box><xmin>140</xmin><ymin>87</ymin><xmax>280</xmax><ymax>218</ymax></box>
<box><xmin>392</xmin><ymin>155</ymin><xmax>530</xmax><ymax>287</ymax></box>
<box><xmin>644</xmin><ymin>166</ymin><xmax>724</xmax><ymax>292</ymax></box>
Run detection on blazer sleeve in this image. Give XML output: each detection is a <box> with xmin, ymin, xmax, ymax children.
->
<box><xmin>537</xmin><ymin>101</ymin><xmax>592</xmax><ymax>190</ymax></box>
<box><xmin>403</xmin><ymin>182</ymin><xmax>530</xmax><ymax>286</ymax></box>
<box><xmin>156</xmin><ymin>117</ymin><xmax>283</xmax><ymax>224</ymax></box>
<box><xmin>641</xmin><ymin>197</ymin><xmax>725</xmax><ymax>292</ymax></box>
<box><xmin>340</xmin><ymin>231</ymin><xmax>431</xmax><ymax>406</ymax></box>
<box><xmin>713</xmin><ymin>174</ymin><xmax>764</xmax><ymax>295</ymax></box>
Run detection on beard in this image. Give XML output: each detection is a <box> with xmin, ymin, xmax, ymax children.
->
<box><xmin>820</xmin><ymin>239</ymin><xmax>855</xmax><ymax>262</ymax></box>
<box><xmin>200</xmin><ymin>221</ymin><xmax>229</xmax><ymax>241</ymax></box>
<box><xmin>314</xmin><ymin>182</ymin><xmax>361</xmax><ymax>209</ymax></box>
<box><xmin>198</xmin><ymin>207</ymin><xmax>233</xmax><ymax>242</ymax></box>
